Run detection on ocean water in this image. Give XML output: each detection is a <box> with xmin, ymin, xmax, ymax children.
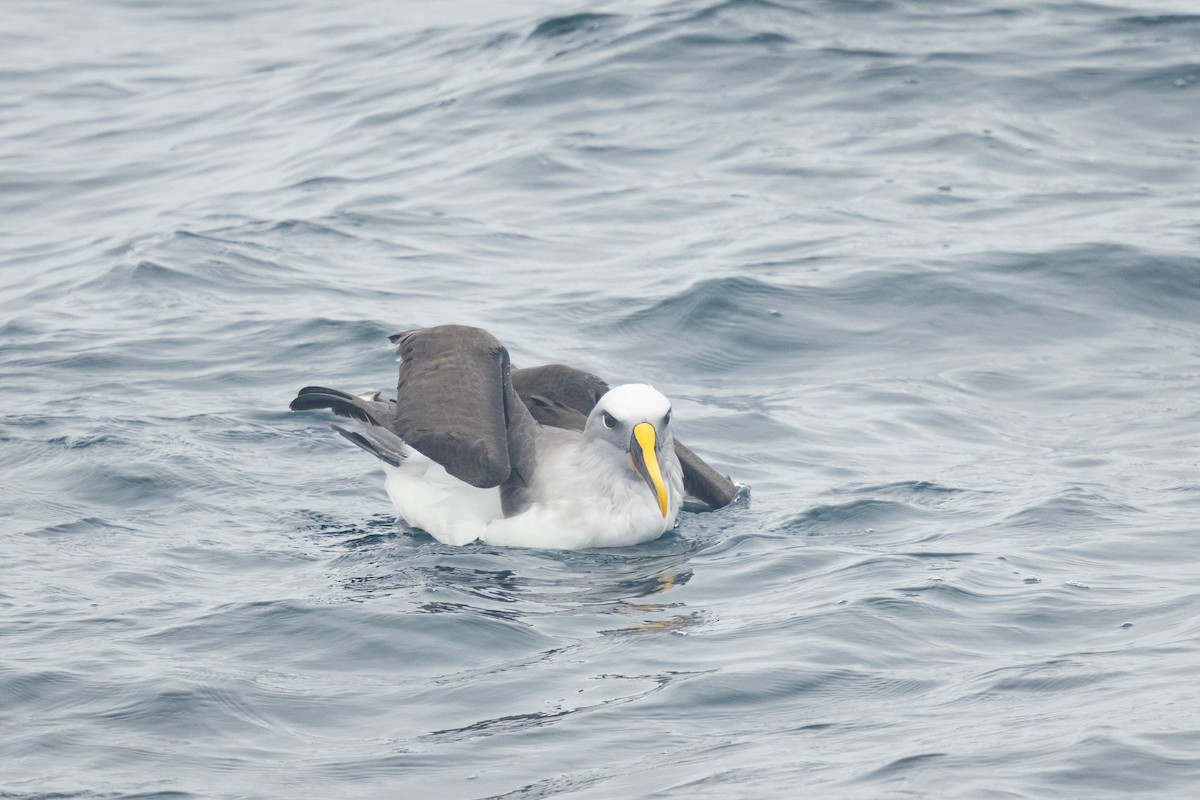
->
<box><xmin>3</xmin><ymin>0</ymin><xmax>1199</xmax><ymax>796</ymax></box>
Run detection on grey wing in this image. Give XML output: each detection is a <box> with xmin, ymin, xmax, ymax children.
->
<box><xmin>511</xmin><ymin>364</ymin><xmax>610</xmax><ymax>418</ymax></box>
<box><xmin>390</xmin><ymin>325</ymin><xmax>535</xmax><ymax>490</ymax></box>
<box><xmin>522</xmin><ymin>395</ymin><xmax>590</xmax><ymax>432</ymax></box>
<box><xmin>674</xmin><ymin>440</ymin><xmax>738</xmax><ymax>510</ymax></box>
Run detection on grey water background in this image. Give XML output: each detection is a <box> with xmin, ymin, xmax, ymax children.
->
<box><xmin>3</xmin><ymin>0</ymin><xmax>1199</xmax><ymax>796</ymax></box>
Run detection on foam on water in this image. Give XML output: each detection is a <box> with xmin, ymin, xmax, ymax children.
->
<box><xmin>3</xmin><ymin>0</ymin><xmax>1200</xmax><ymax>797</ymax></box>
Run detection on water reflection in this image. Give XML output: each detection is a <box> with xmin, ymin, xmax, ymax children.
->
<box><xmin>304</xmin><ymin>513</ymin><xmax>704</xmax><ymax>635</ymax></box>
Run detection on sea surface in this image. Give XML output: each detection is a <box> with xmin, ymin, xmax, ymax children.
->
<box><xmin>3</xmin><ymin>0</ymin><xmax>1199</xmax><ymax>797</ymax></box>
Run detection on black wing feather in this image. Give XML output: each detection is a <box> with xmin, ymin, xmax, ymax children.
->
<box><xmin>289</xmin><ymin>386</ymin><xmax>389</xmax><ymax>427</ymax></box>
<box><xmin>330</xmin><ymin>423</ymin><xmax>405</xmax><ymax>467</ymax></box>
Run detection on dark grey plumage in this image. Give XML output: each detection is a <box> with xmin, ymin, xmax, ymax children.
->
<box><xmin>512</xmin><ymin>364</ymin><xmax>610</xmax><ymax>418</ymax></box>
<box><xmin>675</xmin><ymin>440</ymin><xmax>738</xmax><ymax>510</ymax></box>
<box><xmin>290</xmin><ymin>386</ymin><xmax>390</xmax><ymax>426</ymax></box>
<box><xmin>289</xmin><ymin>387</ymin><xmax>402</xmax><ymax>466</ymax></box>
<box><xmin>330</xmin><ymin>422</ymin><xmax>406</xmax><ymax>467</ymax></box>
<box><xmin>387</xmin><ymin>326</ymin><xmax>512</xmax><ymax>487</ymax></box>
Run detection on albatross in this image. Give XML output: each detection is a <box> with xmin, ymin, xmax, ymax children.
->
<box><xmin>290</xmin><ymin>324</ymin><xmax>738</xmax><ymax>549</ymax></box>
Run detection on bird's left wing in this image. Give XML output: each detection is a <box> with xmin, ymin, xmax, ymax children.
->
<box><xmin>389</xmin><ymin>325</ymin><xmax>537</xmax><ymax>490</ymax></box>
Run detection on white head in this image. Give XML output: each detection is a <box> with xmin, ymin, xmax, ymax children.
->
<box><xmin>583</xmin><ymin>384</ymin><xmax>675</xmax><ymax>517</ymax></box>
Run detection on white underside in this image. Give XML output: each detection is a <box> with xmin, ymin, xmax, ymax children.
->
<box><xmin>383</xmin><ymin>437</ymin><xmax>684</xmax><ymax>549</ymax></box>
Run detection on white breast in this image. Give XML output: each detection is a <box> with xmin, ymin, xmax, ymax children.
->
<box><xmin>382</xmin><ymin>435</ymin><xmax>684</xmax><ymax>550</ymax></box>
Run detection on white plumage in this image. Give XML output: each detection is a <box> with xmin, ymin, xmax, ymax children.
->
<box><xmin>383</xmin><ymin>384</ymin><xmax>684</xmax><ymax>549</ymax></box>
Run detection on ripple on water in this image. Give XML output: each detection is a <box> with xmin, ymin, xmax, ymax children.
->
<box><xmin>4</xmin><ymin>0</ymin><xmax>1200</xmax><ymax>797</ymax></box>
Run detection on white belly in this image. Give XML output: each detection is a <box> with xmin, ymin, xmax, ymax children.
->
<box><xmin>383</xmin><ymin>452</ymin><xmax>502</xmax><ymax>546</ymax></box>
<box><xmin>382</xmin><ymin>449</ymin><xmax>680</xmax><ymax>549</ymax></box>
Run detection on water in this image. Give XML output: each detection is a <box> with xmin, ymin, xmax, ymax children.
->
<box><xmin>3</xmin><ymin>0</ymin><xmax>1199</xmax><ymax>796</ymax></box>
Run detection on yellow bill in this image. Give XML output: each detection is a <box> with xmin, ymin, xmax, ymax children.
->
<box><xmin>631</xmin><ymin>422</ymin><xmax>668</xmax><ymax>518</ymax></box>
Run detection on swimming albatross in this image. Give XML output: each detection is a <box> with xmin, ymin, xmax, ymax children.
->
<box><xmin>290</xmin><ymin>324</ymin><xmax>738</xmax><ymax>549</ymax></box>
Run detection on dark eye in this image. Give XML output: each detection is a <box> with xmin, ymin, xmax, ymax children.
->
<box><xmin>665</xmin><ymin>408</ymin><xmax>672</xmax><ymax>425</ymax></box>
<box><xmin>602</xmin><ymin>411</ymin><xmax>616</xmax><ymax>429</ymax></box>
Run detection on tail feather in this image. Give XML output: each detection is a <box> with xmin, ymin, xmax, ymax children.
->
<box><xmin>291</xmin><ymin>385</ymin><xmax>406</xmax><ymax>466</ymax></box>
<box><xmin>289</xmin><ymin>385</ymin><xmax>391</xmax><ymax>427</ymax></box>
<box><xmin>330</xmin><ymin>423</ymin><xmax>406</xmax><ymax>467</ymax></box>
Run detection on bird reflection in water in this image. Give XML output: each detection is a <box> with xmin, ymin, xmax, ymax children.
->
<box><xmin>306</xmin><ymin>513</ymin><xmax>704</xmax><ymax>634</ymax></box>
